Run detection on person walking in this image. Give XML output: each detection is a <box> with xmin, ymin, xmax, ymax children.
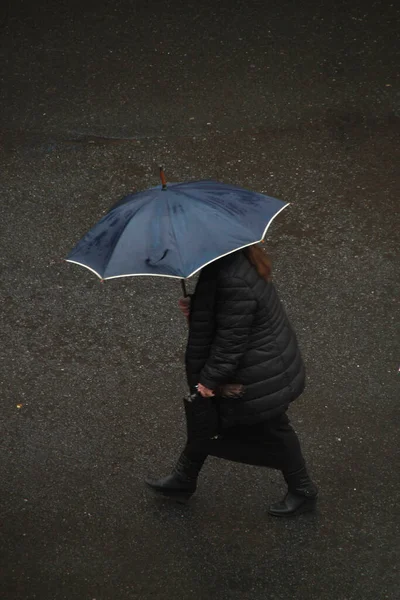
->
<box><xmin>145</xmin><ymin>245</ymin><xmax>318</xmax><ymax>517</ymax></box>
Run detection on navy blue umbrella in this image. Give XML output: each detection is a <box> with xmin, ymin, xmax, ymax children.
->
<box><xmin>66</xmin><ymin>170</ymin><xmax>288</xmax><ymax>295</ymax></box>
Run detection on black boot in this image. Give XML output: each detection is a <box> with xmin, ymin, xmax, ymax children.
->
<box><xmin>268</xmin><ymin>466</ymin><xmax>318</xmax><ymax>517</ymax></box>
<box><xmin>145</xmin><ymin>451</ymin><xmax>206</xmax><ymax>503</ymax></box>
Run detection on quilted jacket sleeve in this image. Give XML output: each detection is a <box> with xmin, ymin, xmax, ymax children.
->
<box><xmin>198</xmin><ymin>276</ymin><xmax>257</xmax><ymax>389</ymax></box>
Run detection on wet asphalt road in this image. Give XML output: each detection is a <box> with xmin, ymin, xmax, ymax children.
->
<box><xmin>1</xmin><ymin>1</ymin><xmax>399</xmax><ymax>599</ymax></box>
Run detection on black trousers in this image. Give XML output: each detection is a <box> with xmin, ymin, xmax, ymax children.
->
<box><xmin>184</xmin><ymin>412</ymin><xmax>305</xmax><ymax>475</ymax></box>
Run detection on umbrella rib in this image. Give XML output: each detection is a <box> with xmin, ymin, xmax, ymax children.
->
<box><xmin>166</xmin><ymin>195</ymin><xmax>185</xmax><ymax>277</ymax></box>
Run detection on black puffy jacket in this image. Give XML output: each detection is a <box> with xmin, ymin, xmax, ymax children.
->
<box><xmin>185</xmin><ymin>250</ymin><xmax>305</xmax><ymax>426</ymax></box>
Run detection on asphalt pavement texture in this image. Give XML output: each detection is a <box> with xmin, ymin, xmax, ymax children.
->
<box><xmin>1</xmin><ymin>1</ymin><xmax>399</xmax><ymax>599</ymax></box>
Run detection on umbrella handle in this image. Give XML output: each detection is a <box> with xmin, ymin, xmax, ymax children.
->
<box><xmin>181</xmin><ymin>279</ymin><xmax>188</xmax><ymax>297</ymax></box>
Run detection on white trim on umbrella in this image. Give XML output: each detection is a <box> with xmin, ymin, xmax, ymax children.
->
<box><xmin>65</xmin><ymin>260</ymin><xmax>104</xmax><ymax>279</ymax></box>
<box><xmin>65</xmin><ymin>259</ymin><xmax>183</xmax><ymax>281</ymax></box>
<box><xmin>65</xmin><ymin>203</ymin><xmax>290</xmax><ymax>281</ymax></box>
<box><xmin>261</xmin><ymin>202</ymin><xmax>289</xmax><ymax>240</ymax></box>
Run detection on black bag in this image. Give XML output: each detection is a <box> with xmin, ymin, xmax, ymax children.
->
<box><xmin>183</xmin><ymin>392</ymin><xmax>220</xmax><ymax>443</ymax></box>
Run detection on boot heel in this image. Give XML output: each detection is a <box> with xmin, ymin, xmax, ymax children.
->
<box><xmin>145</xmin><ymin>478</ymin><xmax>195</xmax><ymax>503</ymax></box>
<box><xmin>268</xmin><ymin>492</ymin><xmax>318</xmax><ymax>517</ymax></box>
<box><xmin>173</xmin><ymin>493</ymin><xmax>193</xmax><ymax>505</ymax></box>
<box><xmin>145</xmin><ymin>450</ymin><xmax>205</xmax><ymax>503</ymax></box>
<box><xmin>150</xmin><ymin>488</ymin><xmax>193</xmax><ymax>504</ymax></box>
<box><xmin>294</xmin><ymin>496</ymin><xmax>317</xmax><ymax>515</ymax></box>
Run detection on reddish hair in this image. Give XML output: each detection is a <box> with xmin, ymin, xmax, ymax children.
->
<box><xmin>243</xmin><ymin>244</ymin><xmax>272</xmax><ymax>282</ymax></box>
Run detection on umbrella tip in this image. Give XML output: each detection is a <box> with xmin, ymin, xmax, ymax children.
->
<box><xmin>160</xmin><ymin>166</ymin><xmax>167</xmax><ymax>190</ymax></box>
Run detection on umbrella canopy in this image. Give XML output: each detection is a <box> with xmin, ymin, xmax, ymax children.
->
<box><xmin>66</xmin><ymin>179</ymin><xmax>288</xmax><ymax>281</ymax></box>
